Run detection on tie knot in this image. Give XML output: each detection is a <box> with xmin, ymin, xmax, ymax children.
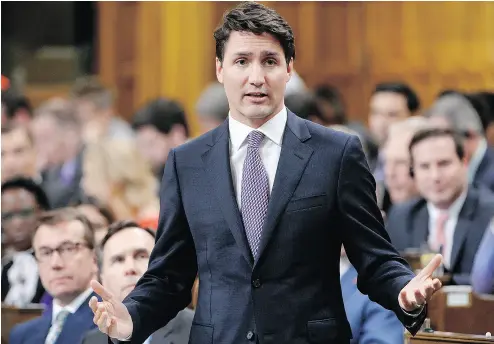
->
<box><xmin>56</xmin><ymin>310</ymin><xmax>70</xmax><ymax>324</ymax></box>
<box><xmin>247</xmin><ymin>130</ymin><xmax>264</xmax><ymax>149</ymax></box>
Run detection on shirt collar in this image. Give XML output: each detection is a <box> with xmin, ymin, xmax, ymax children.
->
<box><xmin>427</xmin><ymin>188</ymin><xmax>468</xmax><ymax>220</ymax></box>
<box><xmin>51</xmin><ymin>288</ymin><xmax>93</xmax><ymax>324</ymax></box>
<box><xmin>228</xmin><ymin>107</ymin><xmax>287</xmax><ymax>152</ymax></box>
<box><xmin>468</xmin><ymin>138</ymin><xmax>487</xmax><ymax>183</ymax></box>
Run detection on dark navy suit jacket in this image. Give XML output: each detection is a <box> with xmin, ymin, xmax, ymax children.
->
<box><xmin>121</xmin><ymin>111</ymin><xmax>425</xmax><ymax>344</ymax></box>
<box><xmin>9</xmin><ymin>292</ymin><xmax>97</xmax><ymax>344</ymax></box>
<box><xmin>342</xmin><ymin>265</ymin><xmax>404</xmax><ymax>344</ymax></box>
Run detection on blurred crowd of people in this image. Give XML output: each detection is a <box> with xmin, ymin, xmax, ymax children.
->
<box><xmin>1</xmin><ymin>72</ymin><xmax>494</xmax><ymax>343</ymax></box>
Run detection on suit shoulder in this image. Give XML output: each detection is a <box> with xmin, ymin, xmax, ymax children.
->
<box><xmin>304</xmin><ymin>120</ymin><xmax>355</xmax><ymax>146</ymax></box>
<box><xmin>10</xmin><ymin>316</ymin><xmax>45</xmax><ymax>340</ymax></box>
<box><xmin>174</xmin><ymin>126</ymin><xmax>223</xmax><ymax>155</ymax></box>
<box><xmin>81</xmin><ymin>328</ymin><xmax>105</xmax><ymax>343</ymax></box>
<box><xmin>387</xmin><ymin>197</ymin><xmax>423</xmax><ymax>219</ymax></box>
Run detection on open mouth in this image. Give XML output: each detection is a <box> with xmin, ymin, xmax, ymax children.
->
<box><xmin>245</xmin><ymin>92</ymin><xmax>268</xmax><ymax>100</ymax></box>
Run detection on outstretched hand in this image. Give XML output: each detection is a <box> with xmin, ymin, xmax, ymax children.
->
<box><xmin>89</xmin><ymin>280</ymin><xmax>134</xmax><ymax>340</ymax></box>
<box><xmin>399</xmin><ymin>254</ymin><xmax>443</xmax><ymax>312</ymax></box>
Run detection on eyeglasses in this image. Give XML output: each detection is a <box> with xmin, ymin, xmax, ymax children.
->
<box><xmin>35</xmin><ymin>242</ymin><xmax>92</xmax><ymax>263</ymax></box>
<box><xmin>1</xmin><ymin>208</ymin><xmax>37</xmax><ymax>223</ymax></box>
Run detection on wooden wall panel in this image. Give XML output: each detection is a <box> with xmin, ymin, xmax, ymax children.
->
<box><xmin>98</xmin><ymin>1</ymin><xmax>494</xmax><ymax>135</ymax></box>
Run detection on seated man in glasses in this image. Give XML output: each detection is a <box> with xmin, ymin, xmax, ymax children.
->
<box><xmin>9</xmin><ymin>208</ymin><xmax>99</xmax><ymax>344</ymax></box>
<box><xmin>1</xmin><ymin>177</ymin><xmax>51</xmax><ymax>307</ymax></box>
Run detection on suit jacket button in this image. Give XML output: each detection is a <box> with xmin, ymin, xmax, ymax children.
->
<box><xmin>246</xmin><ymin>331</ymin><xmax>255</xmax><ymax>341</ymax></box>
<box><xmin>252</xmin><ymin>279</ymin><xmax>261</xmax><ymax>288</ymax></box>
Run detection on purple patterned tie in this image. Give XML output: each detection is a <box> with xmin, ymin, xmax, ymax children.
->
<box><xmin>241</xmin><ymin>130</ymin><xmax>270</xmax><ymax>259</ymax></box>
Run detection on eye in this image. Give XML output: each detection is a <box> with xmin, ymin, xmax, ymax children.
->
<box><xmin>264</xmin><ymin>58</ymin><xmax>277</xmax><ymax>66</ymax></box>
<box><xmin>235</xmin><ymin>58</ymin><xmax>247</xmax><ymax>66</ymax></box>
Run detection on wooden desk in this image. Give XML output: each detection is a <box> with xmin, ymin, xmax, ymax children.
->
<box><xmin>406</xmin><ymin>331</ymin><xmax>494</xmax><ymax>344</ymax></box>
<box><xmin>428</xmin><ymin>286</ymin><xmax>494</xmax><ymax>335</ymax></box>
<box><xmin>1</xmin><ymin>305</ymin><xmax>44</xmax><ymax>343</ymax></box>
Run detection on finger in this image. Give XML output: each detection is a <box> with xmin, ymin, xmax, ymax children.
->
<box><xmin>432</xmin><ymin>278</ymin><xmax>442</xmax><ymax>291</ymax></box>
<box><xmin>97</xmin><ymin>311</ymin><xmax>109</xmax><ymax>334</ymax></box>
<box><xmin>91</xmin><ymin>279</ymin><xmax>114</xmax><ymax>301</ymax></box>
<box><xmin>89</xmin><ymin>296</ymin><xmax>98</xmax><ymax>313</ymax></box>
<box><xmin>399</xmin><ymin>289</ymin><xmax>416</xmax><ymax>310</ymax></box>
<box><xmin>93</xmin><ymin>303</ymin><xmax>105</xmax><ymax>324</ymax></box>
<box><xmin>418</xmin><ymin>254</ymin><xmax>443</xmax><ymax>280</ymax></box>
<box><xmin>414</xmin><ymin>287</ymin><xmax>426</xmax><ymax>306</ymax></box>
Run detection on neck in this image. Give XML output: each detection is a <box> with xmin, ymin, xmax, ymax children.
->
<box><xmin>230</xmin><ymin>104</ymin><xmax>284</xmax><ymax>129</ymax></box>
<box><xmin>55</xmin><ymin>289</ymin><xmax>85</xmax><ymax>307</ymax></box>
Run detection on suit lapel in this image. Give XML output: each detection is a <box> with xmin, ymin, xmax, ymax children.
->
<box><xmin>450</xmin><ymin>189</ymin><xmax>476</xmax><ymax>270</ymax></box>
<box><xmin>55</xmin><ymin>293</ymin><xmax>96</xmax><ymax>344</ymax></box>
<box><xmin>29</xmin><ymin>314</ymin><xmax>51</xmax><ymax>344</ymax></box>
<box><xmin>202</xmin><ymin>122</ymin><xmax>254</xmax><ymax>267</ymax></box>
<box><xmin>255</xmin><ymin>112</ymin><xmax>313</xmax><ymax>266</ymax></box>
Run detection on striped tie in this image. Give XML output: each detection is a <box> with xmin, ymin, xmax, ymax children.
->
<box><xmin>241</xmin><ymin>130</ymin><xmax>270</xmax><ymax>259</ymax></box>
<box><xmin>45</xmin><ymin>310</ymin><xmax>70</xmax><ymax>344</ymax></box>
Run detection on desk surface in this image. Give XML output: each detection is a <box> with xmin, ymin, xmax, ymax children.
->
<box><xmin>408</xmin><ymin>331</ymin><xmax>494</xmax><ymax>344</ymax></box>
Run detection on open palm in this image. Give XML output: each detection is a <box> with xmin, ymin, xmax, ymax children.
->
<box><xmin>89</xmin><ymin>280</ymin><xmax>134</xmax><ymax>340</ymax></box>
<box><xmin>399</xmin><ymin>254</ymin><xmax>443</xmax><ymax>312</ymax></box>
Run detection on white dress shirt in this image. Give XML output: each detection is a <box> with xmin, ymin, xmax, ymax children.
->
<box><xmin>228</xmin><ymin>108</ymin><xmax>287</xmax><ymax>208</ymax></box>
<box><xmin>427</xmin><ymin>190</ymin><xmax>468</xmax><ymax>270</ymax></box>
<box><xmin>51</xmin><ymin>287</ymin><xmax>93</xmax><ymax>324</ymax></box>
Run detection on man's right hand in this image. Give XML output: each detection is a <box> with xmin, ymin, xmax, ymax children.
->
<box><xmin>89</xmin><ymin>280</ymin><xmax>133</xmax><ymax>340</ymax></box>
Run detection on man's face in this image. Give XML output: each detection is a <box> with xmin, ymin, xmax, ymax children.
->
<box><xmin>216</xmin><ymin>31</ymin><xmax>293</xmax><ymax>127</ymax></box>
<box><xmin>33</xmin><ymin>221</ymin><xmax>97</xmax><ymax>302</ymax></box>
<box><xmin>1</xmin><ymin>128</ymin><xmax>37</xmax><ymax>182</ymax></box>
<box><xmin>1</xmin><ymin>188</ymin><xmax>40</xmax><ymax>251</ymax></box>
<box><xmin>135</xmin><ymin>125</ymin><xmax>169</xmax><ymax>173</ymax></box>
<box><xmin>411</xmin><ymin>136</ymin><xmax>467</xmax><ymax>208</ymax></box>
<box><xmin>383</xmin><ymin>133</ymin><xmax>418</xmax><ymax>204</ymax></box>
<box><xmin>31</xmin><ymin>116</ymin><xmax>65</xmax><ymax>168</ymax></box>
<box><xmin>368</xmin><ymin>92</ymin><xmax>411</xmax><ymax>145</ymax></box>
<box><xmin>101</xmin><ymin>227</ymin><xmax>154</xmax><ymax>302</ymax></box>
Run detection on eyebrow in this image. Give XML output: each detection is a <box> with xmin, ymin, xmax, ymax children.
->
<box><xmin>233</xmin><ymin>51</ymin><xmax>281</xmax><ymax>58</ymax></box>
<box><xmin>108</xmin><ymin>248</ymin><xmax>150</xmax><ymax>262</ymax></box>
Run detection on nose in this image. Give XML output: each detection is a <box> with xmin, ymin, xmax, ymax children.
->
<box><xmin>430</xmin><ymin>166</ymin><xmax>442</xmax><ymax>182</ymax></box>
<box><xmin>49</xmin><ymin>250</ymin><xmax>65</xmax><ymax>270</ymax></box>
<box><xmin>123</xmin><ymin>258</ymin><xmax>138</xmax><ymax>276</ymax></box>
<box><xmin>248</xmin><ymin>62</ymin><xmax>265</xmax><ymax>87</ymax></box>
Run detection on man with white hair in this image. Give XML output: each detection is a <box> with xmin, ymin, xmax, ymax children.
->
<box><xmin>383</xmin><ymin>117</ymin><xmax>431</xmax><ymax>206</ymax></box>
<box><xmin>428</xmin><ymin>93</ymin><xmax>494</xmax><ymax>191</ymax></box>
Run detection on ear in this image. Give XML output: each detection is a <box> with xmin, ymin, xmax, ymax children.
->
<box><xmin>286</xmin><ymin>58</ymin><xmax>294</xmax><ymax>83</ymax></box>
<box><xmin>216</xmin><ymin>57</ymin><xmax>224</xmax><ymax>84</ymax></box>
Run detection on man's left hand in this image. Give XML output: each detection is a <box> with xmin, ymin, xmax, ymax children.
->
<box><xmin>398</xmin><ymin>254</ymin><xmax>443</xmax><ymax>312</ymax></box>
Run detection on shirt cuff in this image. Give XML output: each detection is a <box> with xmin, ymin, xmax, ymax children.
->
<box><xmin>402</xmin><ymin>304</ymin><xmax>425</xmax><ymax>317</ymax></box>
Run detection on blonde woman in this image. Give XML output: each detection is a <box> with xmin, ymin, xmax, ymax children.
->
<box><xmin>81</xmin><ymin>139</ymin><xmax>159</xmax><ymax>227</ymax></box>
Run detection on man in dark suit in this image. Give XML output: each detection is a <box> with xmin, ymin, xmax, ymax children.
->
<box><xmin>386</xmin><ymin>128</ymin><xmax>494</xmax><ymax>285</ymax></box>
<box><xmin>89</xmin><ymin>3</ymin><xmax>442</xmax><ymax>344</ymax></box>
<box><xmin>9</xmin><ymin>208</ymin><xmax>98</xmax><ymax>344</ymax></box>
<box><xmin>82</xmin><ymin>220</ymin><xmax>193</xmax><ymax>344</ymax></box>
